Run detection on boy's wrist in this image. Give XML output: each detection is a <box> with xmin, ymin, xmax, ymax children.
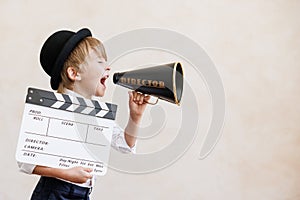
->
<box><xmin>125</xmin><ymin>118</ymin><xmax>139</xmax><ymax>134</ymax></box>
<box><xmin>129</xmin><ymin>113</ymin><xmax>142</xmax><ymax>124</ymax></box>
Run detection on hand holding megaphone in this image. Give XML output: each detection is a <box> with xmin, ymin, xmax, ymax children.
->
<box><xmin>113</xmin><ymin>62</ymin><xmax>184</xmax><ymax>106</ymax></box>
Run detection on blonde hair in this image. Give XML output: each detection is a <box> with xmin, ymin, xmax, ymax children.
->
<box><xmin>57</xmin><ymin>36</ymin><xmax>107</xmax><ymax>93</ymax></box>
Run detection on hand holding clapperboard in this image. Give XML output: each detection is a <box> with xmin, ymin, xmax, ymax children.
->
<box><xmin>15</xmin><ymin>87</ymin><xmax>118</xmax><ymax>176</ymax></box>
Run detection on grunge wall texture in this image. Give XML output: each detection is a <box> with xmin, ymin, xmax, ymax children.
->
<box><xmin>0</xmin><ymin>0</ymin><xmax>299</xmax><ymax>199</ymax></box>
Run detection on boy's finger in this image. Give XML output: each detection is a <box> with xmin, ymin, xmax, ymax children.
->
<box><xmin>83</xmin><ymin>168</ymin><xmax>93</xmax><ymax>173</ymax></box>
<box><xmin>136</xmin><ymin>93</ymin><xmax>142</xmax><ymax>103</ymax></box>
<box><xmin>144</xmin><ymin>95</ymin><xmax>151</xmax><ymax>103</ymax></box>
<box><xmin>138</xmin><ymin>95</ymin><xmax>144</xmax><ymax>104</ymax></box>
<box><xmin>132</xmin><ymin>91</ymin><xmax>138</xmax><ymax>101</ymax></box>
<box><xmin>128</xmin><ymin>91</ymin><xmax>134</xmax><ymax>101</ymax></box>
<box><xmin>85</xmin><ymin>173</ymin><xmax>93</xmax><ymax>179</ymax></box>
<box><xmin>144</xmin><ymin>95</ymin><xmax>151</xmax><ymax>101</ymax></box>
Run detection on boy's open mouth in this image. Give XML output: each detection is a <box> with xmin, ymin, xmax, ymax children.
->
<box><xmin>100</xmin><ymin>76</ymin><xmax>108</xmax><ymax>87</ymax></box>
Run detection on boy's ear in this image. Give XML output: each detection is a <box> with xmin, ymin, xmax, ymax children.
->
<box><xmin>67</xmin><ymin>66</ymin><xmax>81</xmax><ymax>81</ymax></box>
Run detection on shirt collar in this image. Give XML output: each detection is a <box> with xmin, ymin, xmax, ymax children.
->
<box><xmin>63</xmin><ymin>88</ymin><xmax>100</xmax><ymax>101</ymax></box>
<box><xmin>63</xmin><ymin>89</ymin><xmax>85</xmax><ymax>98</ymax></box>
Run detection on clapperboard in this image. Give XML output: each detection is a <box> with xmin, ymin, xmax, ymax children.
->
<box><xmin>15</xmin><ymin>87</ymin><xmax>117</xmax><ymax>176</ymax></box>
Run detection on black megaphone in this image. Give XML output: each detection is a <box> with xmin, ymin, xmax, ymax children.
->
<box><xmin>113</xmin><ymin>62</ymin><xmax>184</xmax><ymax>106</ymax></box>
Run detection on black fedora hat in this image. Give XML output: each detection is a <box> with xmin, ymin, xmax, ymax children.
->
<box><xmin>40</xmin><ymin>28</ymin><xmax>92</xmax><ymax>90</ymax></box>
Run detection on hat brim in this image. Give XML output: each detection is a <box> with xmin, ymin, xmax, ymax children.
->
<box><xmin>50</xmin><ymin>28</ymin><xmax>92</xmax><ymax>90</ymax></box>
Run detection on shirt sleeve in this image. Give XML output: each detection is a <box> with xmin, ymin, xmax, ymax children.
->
<box><xmin>17</xmin><ymin>161</ymin><xmax>36</xmax><ymax>174</ymax></box>
<box><xmin>111</xmin><ymin>124</ymin><xmax>137</xmax><ymax>154</ymax></box>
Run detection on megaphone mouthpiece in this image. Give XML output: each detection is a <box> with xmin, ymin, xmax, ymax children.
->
<box><xmin>113</xmin><ymin>72</ymin><xmax>123</xmax><ymax>84</ymax></box>
<box><xmin>113</xmin><ymin>62</ymin><xmax>184</xmax><ymax>106</ymax></box>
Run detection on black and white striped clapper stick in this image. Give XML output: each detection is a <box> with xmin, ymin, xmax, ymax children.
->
<box><xmin>26</xmin><ymin>87</ymin><xmax>117</xmax><ymax>120</ymax></box>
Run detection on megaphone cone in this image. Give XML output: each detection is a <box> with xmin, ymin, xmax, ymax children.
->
<box><xmin>113</xmin><ymin>62</ymin><xmax>184</xmax><ymax>105</ymax></box>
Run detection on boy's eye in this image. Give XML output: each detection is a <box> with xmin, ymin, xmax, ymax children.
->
<box><xmin>98</xmin><ymin>60</ymin><xmax>107</xmax><ymax>65</ymax></box>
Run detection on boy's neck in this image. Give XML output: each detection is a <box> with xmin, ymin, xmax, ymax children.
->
<box><xmin>63</xmin><ymin>88</ymin><xmax>86</xmax><ymax>98</ymax></box>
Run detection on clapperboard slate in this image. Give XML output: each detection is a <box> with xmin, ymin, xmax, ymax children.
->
<box><xmin>15</xmin><ymin>87</ymin><xmax>117</xmax><ymax>176</ymax></box>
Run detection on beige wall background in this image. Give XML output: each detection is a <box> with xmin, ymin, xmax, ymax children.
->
<box><xmin>1</xmin><ymin>0</ymin><xmax>299</xmax><ymax>199</ymax></box>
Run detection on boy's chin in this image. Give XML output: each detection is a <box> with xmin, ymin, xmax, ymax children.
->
<box><xmin>95</xmin><ymin>90</ymin><xmax>105</xmax><ymax>97</ymax></box>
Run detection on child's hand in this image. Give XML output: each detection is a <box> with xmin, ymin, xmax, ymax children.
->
<box><xmin>128</xmin><ymin>91</ymin><xmax>150</xmax><ymax>123</ymax></box>
<box><xmin>64</xmin><ymin>166</ymin><xmax>93</xmax><ymax>183</ymax></box>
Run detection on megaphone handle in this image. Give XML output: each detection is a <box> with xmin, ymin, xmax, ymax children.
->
<box><xmin>145</xmin><ymin>96</ymin><xmax>159</xmax><ymax>105</ymax></box>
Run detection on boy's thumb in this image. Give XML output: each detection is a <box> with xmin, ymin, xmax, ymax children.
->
<box><xmin>128</xmin><ymin>91</ymin><xmax>133</xmax><ymax>100</ymax></box>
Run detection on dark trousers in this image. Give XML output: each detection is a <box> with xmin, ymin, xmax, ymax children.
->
<box><xmin>30</xmin><ymin>176</ymin><xmax>91</xmax><ymax>200</ymax></box>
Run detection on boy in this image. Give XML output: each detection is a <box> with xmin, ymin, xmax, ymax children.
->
<box><xmin>18</xmin><ymin>28</ymin><xmax>149</xmax><ymax>200</ymax></box>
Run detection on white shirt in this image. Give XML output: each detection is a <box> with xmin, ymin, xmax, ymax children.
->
<box><xmin>18</xmin><ymin>89</ymin><xmax>136</xmax><ymax>187</ymax></box>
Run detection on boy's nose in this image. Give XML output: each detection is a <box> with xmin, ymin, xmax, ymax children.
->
<box><xmin>105</xmin><ymin>65</ymin><xmax>111</xmax><ymax>71</ymax></box>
